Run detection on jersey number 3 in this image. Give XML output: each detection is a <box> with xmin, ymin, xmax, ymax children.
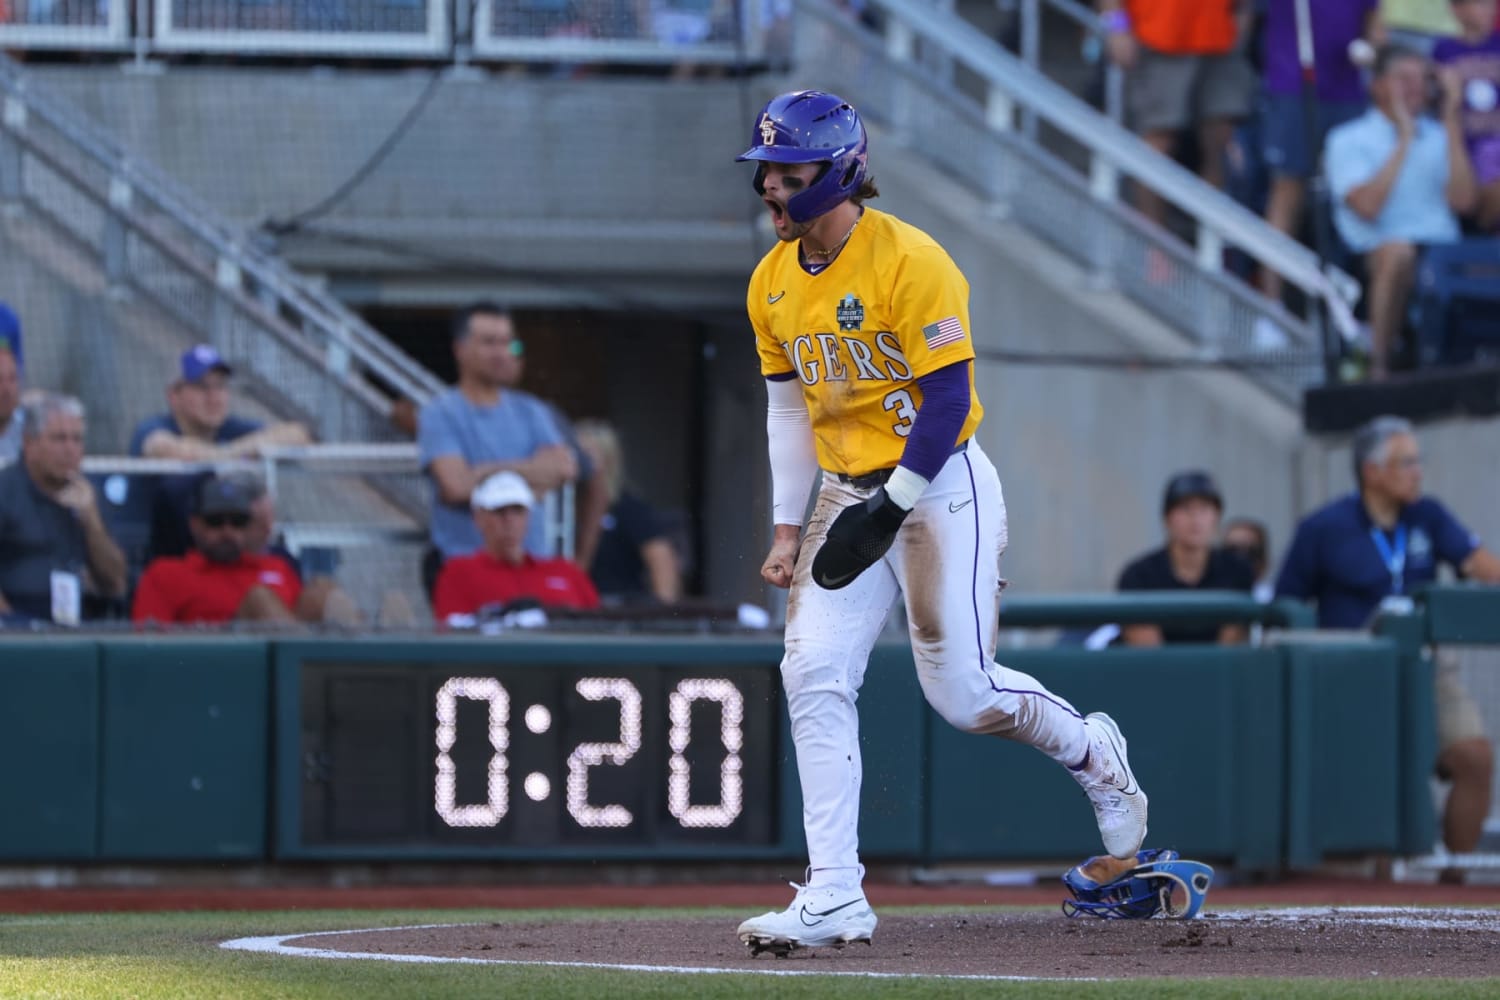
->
<box><xmin>883</xmin><ymin>388</ymin><xmax>916</xmax><ymax>437</ymax></box>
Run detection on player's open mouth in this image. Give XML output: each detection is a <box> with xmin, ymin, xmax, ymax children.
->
<box><xmin>765</xmin><ymin>198</ymin><xmax>787</xmax><ymax>228</ymax></box>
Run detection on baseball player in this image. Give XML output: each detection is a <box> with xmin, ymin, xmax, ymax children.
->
<box><xmin>734</xmin><ymin>90</ymin><xmax>1149</xmax><ymax>955</ymax></box>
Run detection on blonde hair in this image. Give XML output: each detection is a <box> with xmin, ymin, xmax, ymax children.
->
<box><xmin>574</xmin><ymin>419</ymin><xmax>624</xmax><ymax>503</ymax></box>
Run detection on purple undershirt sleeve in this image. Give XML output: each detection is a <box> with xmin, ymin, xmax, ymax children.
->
<box><xmin>898</xmin><ymin>361</ymin><xmax>970</xmax><ymax>482</ymax></box>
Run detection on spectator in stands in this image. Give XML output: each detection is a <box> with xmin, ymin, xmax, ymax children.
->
<box><xmin>132</xmin><ymin>473</ymin><xmax>358</xmax><ymax>626</ymax></box>
<box><xmin>574</xmin><ymin>419</ymin><xmax>681</xmax><ymax>605</ymax></box>
<box><xmin>1117</xmin><ymin>470</ymin><xmax>1255</xmax><ymax>644</ymax></box>
<box><xmin>432</xmin><ymin>471</ymin><xmax>599</xmax><ymax>624</ymax></box>
<box><xmin>1275</xmin><ymin>415</ymin><xmax>1500</xmax><ymax>881</ymax></box>
<box><xmin>228</xmin><ymin>470</ymin><xmax>299</xmax><ymax>573</ymax></box>
<box><xmin>1324</xmin><ymin>44</ymin><xmax>1477</xmax><ymax>379</ymax></box>
<box><xmin>130</xmin><ymin>345</ymin><xmax>311</xmax><ymax>560</ymax></box>
<box><xmin>0</xmin><ymin>341</ymin><xmax>21</xmax><ymax>464</ymax></box>
<box><xmin>1257</xmin><ymin>0</ymin><xmax>1383</xmax><ymax>304</ymax></box>
<box><xmin>1433</xmin><ymin>0</ymin><xmax>1500</xmax><ymax>230</ymax></box>
<box><xmin>130</xmin><ymin>345</ymin><xmax>310</xmax><ymax>460</ymax></box>
<box><xmin>1222</xmin><ymin>515</ymin><xmax>1274</xmax><ymax>602</ymax></box>
<box><xmin>1098</xmin><ymin>0</ymin><xmax>1257</xmax><ymax>225</ymax></box>
<box><xmin>488</xmin><ymin>312</ymin><xmax>610</xmax><ymax>572</ymax></box>
<box><xmin>419</xmin><ymin>302</ymin><xmax>579</xmax><ymax>596</ymax></box>
<box><xmin>0</xmin><ymin>393</ymin><xmax>127</xmax><ymax>624</ymax></box>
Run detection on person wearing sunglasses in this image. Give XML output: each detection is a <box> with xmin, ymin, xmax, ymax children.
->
<box><xmin>131</xmin><ymin>474</ymin><xmax>305</xmax><ymax>625</ymax></box>
<box><xmin>417</xmin><ymin>303</ymin><xmax>580</xmax><ymax>599</ymax></box>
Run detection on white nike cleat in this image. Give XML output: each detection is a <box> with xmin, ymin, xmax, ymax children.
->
<box><xmin>737</xmin><ymin>879</ymin><xmax>877</xmax><ymax>955</ymax></box>
<box><xmin>1072</xmin><ymin>711</ymin><xmax>1149</xmax><ymax>860</ymax></box>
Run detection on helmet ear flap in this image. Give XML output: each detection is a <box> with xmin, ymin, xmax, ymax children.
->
<box><xmin>752</xmin><ymin>163</ymin><xmax>767</xmax><ymax>196</ymax></box>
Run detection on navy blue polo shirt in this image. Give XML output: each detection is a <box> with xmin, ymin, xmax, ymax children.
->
<box><xmin>1275</xmin><ymin>493</ymin><xmax>1481</xmax><ymax>628</ymax></box>
<box><xmin>127</xmin><ymin>412</ymin><xmax>264</xmax><ymax>560</ymax></box>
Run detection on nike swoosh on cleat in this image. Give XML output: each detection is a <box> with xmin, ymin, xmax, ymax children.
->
<box><xmin>798</xmin><ymin>898</ymin><xmax>863</xmax><ymax>926</ymax></box>
<box><xmin>767</xmin><ymin>291</ymin><xmax>786</xmax><ymax>304</ymax></box>
<box><xmin>1101</xmin><ymin>726</ymin><xmax>1139</xmax><ymax>795</ymax></box>
<box><xmin>948</xmin><ymin>499</ymin><xmax>973</xmax><ymax>513</ymax></box>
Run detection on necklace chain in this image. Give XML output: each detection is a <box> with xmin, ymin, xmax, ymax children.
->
<box><xmin>803</xmin><ymin>217</ymin><xmax>859</xmax><ymax>260</ymax></box>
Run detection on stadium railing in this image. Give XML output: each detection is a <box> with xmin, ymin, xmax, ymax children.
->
<box><xmin>151</xmin><ymin>0</ymin><xmax>451</xmax><ymax>57</ymax></box>
<box><xmin>0</xmin><ymin>0</ymin><xmax>776</xmax><ymax>62</ymax></box>
<box><xmin>472</xmin><ymin>0</ymin><xmax>773</xmax><ymax>66</ymax></box>
<box><xmin>0</xmin><ymin>0</ymin><xmax>130</xmax><ymax>50</ymax></box>
<box><xmin>81</xmin><ymin>447</ymin><xmax>578</xmax><ymax>620</ymax></box>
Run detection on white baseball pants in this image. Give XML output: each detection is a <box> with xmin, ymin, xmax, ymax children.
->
<box><xmin>782</xmin><ymin>439</ymin><xmax>1090</xmax><ymax>879</ymax></box>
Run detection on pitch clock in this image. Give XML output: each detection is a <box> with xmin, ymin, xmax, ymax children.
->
<box><xmin>282</xmin><ymin>653</ymin><xmax>781</xmax><ymax>857</ymax></box>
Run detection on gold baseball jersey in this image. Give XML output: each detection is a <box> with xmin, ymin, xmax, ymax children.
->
<box><xmin>748</xmin><ymin>208</ymin><xmax>983</xmax><ymax>476</ymax></box>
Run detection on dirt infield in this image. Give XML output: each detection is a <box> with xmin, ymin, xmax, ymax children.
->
<box><xmin>6</xmin><ymin>877</ymin><xmax>1500</xmax><ymax>913</ymax></box>
<box><xmin>284</xmin><ymin>908</ymin><xmax>1500</xmax><ymax>980</ymax></box>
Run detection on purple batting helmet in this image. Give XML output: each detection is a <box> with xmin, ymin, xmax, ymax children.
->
<box><xmin>736</xmin><ymin>90</ymin><xmax>868</xmax><ymax>224</ymax></box>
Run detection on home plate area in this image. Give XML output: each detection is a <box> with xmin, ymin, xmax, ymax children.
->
<box><xmin>261</xmin><ymin>908</ymin><xmax>1500</xmax><ymax>980</ymax></box>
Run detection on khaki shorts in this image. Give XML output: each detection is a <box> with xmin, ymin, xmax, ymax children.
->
<box><xmin>1436</xmin><ymin>649</ymin><xmax>1488</xmax><ymax>753</ymax></box>
<box><xmin>1128</xmin><ymin>46</ymin><xmax>1255</xmax><ymax>134</ymax></box>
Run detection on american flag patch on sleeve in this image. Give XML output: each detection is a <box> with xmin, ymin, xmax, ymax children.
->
<box><xmin>921</xmin><ymin>316</ymin><xmax>966</xmax><ymax>349</ymax></box>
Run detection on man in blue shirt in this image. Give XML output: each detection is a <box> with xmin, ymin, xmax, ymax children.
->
<box><xmin>1324</xmin><ymin>44</ymin><xmax>1477</xmax><ymax>378</ymax></box>
<box><xmin>418</xmin><ymin>303</ymin><xmax>579</xmax><ymax>594</ymax></box>
<box><xmin>1277</xmin><ymin>415</ymin><xmax>1500</xmax><ymax>879</ymax></box>
<box><xmin>129</xmin><ymin>345</ymin><xmax>311</xmax><ymax>559</ymax></box>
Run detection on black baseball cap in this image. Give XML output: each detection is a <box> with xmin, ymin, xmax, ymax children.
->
<box><xmin>195</xmin><ymin>474</ymin><xmax>255</xmax><ymax>517</ymax></box>
<box><xmin>1162</xmin><ymin>470</ymin><xmax>1223</xmax><ymax>515</ymax></box>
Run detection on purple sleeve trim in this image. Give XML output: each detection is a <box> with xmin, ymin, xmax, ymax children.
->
<box><xmin>766</xmin><ymin>371</ymin><xmax>798</xmax><ymax>382</ymax></box>
<box><xmin>898</xmin><ymin>361</ymin><xmax>971</xmax><ymax>481</ymax></box>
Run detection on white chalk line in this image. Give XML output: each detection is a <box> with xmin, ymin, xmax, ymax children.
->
<box><xmin>219</xmin><ymin>908</ymin><xmax>1500</xmax><ymax>982</ymax></box>
<box><xmin>219</xmin><ymin>923</ymin><xmax>1093</xmax><ymax>982</ymax></box>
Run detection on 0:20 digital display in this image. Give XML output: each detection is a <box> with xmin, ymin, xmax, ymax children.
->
<box><xmin>298</xmin><ymin>662</ymin><xmax>779</xmax><ymax>852</ymax></box>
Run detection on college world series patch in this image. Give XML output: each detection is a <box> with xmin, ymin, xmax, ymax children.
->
<box><xmin>836</xmin><ymin>294</ymin><xmax>864</xmax><ymax>331</ymax></box>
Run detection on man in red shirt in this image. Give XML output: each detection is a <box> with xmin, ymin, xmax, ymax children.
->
<box><xmin>132</xmin><ymin>475</ymin><xmax>303</xmax><ymax>625</ymax></box>
<box><xmin>433</xmin><ymin>471</ymin><xmax>599</xmax><ymax>624</ymax></box>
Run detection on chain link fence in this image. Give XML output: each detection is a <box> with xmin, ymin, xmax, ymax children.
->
<box><xmin>0</xmin><ymin>0</ymin><xmax>784</xmax><ymax>60</ymax></box>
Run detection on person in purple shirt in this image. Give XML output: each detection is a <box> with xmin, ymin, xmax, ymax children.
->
<box><xmin>1258</xmin><ymin>0</ymin><xmax>1383</xmax><ymax>303</ymax></box>
<box><xmin>1276</xmin><ymin>415</ymin><xmax>1500</xmax><ymax>882</ymax></box>
<box><xmin>1433</xmin><ymin>0</ymin><xmax>1500</xmax><ymax>229</ymax></box>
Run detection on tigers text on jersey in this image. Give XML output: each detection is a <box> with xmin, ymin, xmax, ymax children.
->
<box><xmin>747</xmin><ymin>208</ymin><xmax>983</xmax><ymax>477</ymax></box>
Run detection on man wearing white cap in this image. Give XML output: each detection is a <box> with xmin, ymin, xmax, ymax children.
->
<box><xmin>432</xmin><ymin>470</ymin><xmax>599</xmax><ymax>624</ymax></box>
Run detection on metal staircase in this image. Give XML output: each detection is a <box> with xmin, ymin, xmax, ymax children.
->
<box><xmin>0</xmin><ymin>52</ymin><xmax>445</xmax><ymax>443</ymax></box>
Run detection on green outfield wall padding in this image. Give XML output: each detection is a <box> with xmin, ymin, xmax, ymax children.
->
<box><xmin>0</xmin><ymin>642</ymin><xmax>100</xmax><ymax>860</ymax></box>
<box><xmin>98</xmin><ymin>640</ymin><xmax>270</xmax><ymax>859</ymax></box>
<box><xmin>849</xmin><ymin>645</ymin><xmax>929</xmax><ymax>858</ymax></box>
<box><xmin>923</xmin><ymin>647</ymin><xmax>1285</xmax><ymax>870</ymax></box>
<box><xmin>1283</xmin><ymin>639</ymin><xmax>1402</xmax><ymax>867</ymax></box>
<box><xmin>1421</xmin><ymin>586</ymin><xmax>1500</xmax><ymax>645</ymax></box>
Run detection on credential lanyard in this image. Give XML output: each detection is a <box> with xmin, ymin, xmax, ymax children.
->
<box><xmin>1370</xmin><ymin>524</ymin><xmax>1408</xmax><ymax>596</ymax></box>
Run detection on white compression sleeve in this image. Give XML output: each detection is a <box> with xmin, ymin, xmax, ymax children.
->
<box><xmin>765</xmin><ymin>377</ymin><xmax>819</xmax><ymax>527</ymax></box>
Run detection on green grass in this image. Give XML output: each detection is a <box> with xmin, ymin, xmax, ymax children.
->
<box><xmin>0</xmin><ymin>908</ymin><xmax>1494</xmax><ymax>999</ymax></box>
